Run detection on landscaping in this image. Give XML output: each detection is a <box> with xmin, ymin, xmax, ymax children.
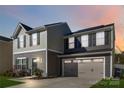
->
<box><xmin>0</xmin><ymin>76</ymin><xmax>23</xmax><ymax>88</ymax></box>
<box><xmin>91</xmin><ymin>79</ymin><xmax>124</xmax><ymax>88</ymax></box>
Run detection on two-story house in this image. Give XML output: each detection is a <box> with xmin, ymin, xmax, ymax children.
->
<box><xmin>12</xmin><ymin>22</ymin><xmax>115</xmax><ymax>79</ymax></box>
<box><xmin>12</xmin><ymin>22</ymin><xmax>71</xmax><ymax>77</ymax></box>
<box><xmin>0</xmin><ymin>36</ymin><xmax>12</xmax><ymax>74</ymax></box>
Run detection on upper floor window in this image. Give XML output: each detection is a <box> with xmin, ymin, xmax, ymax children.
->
<box><xmin>19</xmin><ymin>35</ymin><xmax>24</xmax><ymax>48</ymax></box>
<box><xmin>68</xmin><ymin>37</ymin><xmax>75</xmax><ymax>49</ymax></box>
<box><xmin>32</xmin><ymin>33</ymin><xmax>37</xmax><ymax>46</ymax></box>
<box><xmin>96</xmin><ymin>32</ymin><xmax>105</xmax><ymax>46</ymax></box>
<box><xmin>81</xmin><ymin>35</ymin><xmax>88</xmax><ymax>47</ymax></box>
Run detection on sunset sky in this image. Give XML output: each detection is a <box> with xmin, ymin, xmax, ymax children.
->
<box><xmin>0</xmin><ymin>5</ymin><xmax>124</xmax><ymax>51</ymax></box>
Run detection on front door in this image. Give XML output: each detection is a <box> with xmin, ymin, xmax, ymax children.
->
<box><xmin>32</xmin><ymin>58</ymin><xmax>38</xmax><ymax>75</ymax></box>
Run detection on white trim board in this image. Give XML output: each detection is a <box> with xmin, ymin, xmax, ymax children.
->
<box><xmin>48</xmin><ymin>49</ymin><xmax>63</xmax><ymax>54</ymax></box>
<box><xmin>13</xmin><ymin>49</ymin><xmax>46</xmax><ymax>54</ymax></box>
<box><xmin>110</xmin><ymin>55</ymin><xmax>113</xmax><ymax>77</ymax></box>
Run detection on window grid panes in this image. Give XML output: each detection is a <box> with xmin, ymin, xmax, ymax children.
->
<box><xmin>68</xmin><ymin>37</ymin><xmax>75</xmax><ymax>49</ymax></box>
<box><xmin>81</xmin><ymin>35</ymin><xmax>88</xmax><ymax>47</ymax></box>
<box><xmin>20</xmin><ymin>35</ymin><xmax>24</xmax><ymax>48</ymax></box>
<box><xmin>32</xmin><ymin>33</ymin><xmax>37</xmax><ymax>46</ymax></box>
<box><xmin>16</xmin><ymin>58</ymin><xmax>28</xmax><ymax>70</ymax></box>
<box><xmin>96</xmin><ymin>32</ymin><xmax>105</xmax><ymax>46</ymax></box>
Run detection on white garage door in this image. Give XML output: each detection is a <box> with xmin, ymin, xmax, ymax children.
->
<box><xmin>77</xmin><ymin>58</ymin><xmax>104</xmax><ymax>79</ymax></box>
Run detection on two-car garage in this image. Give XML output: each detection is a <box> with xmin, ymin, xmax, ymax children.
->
<box><xmin>62</xmin><ymin>57</ymin><xmax>105</xmax><ymax>79</ymax></box>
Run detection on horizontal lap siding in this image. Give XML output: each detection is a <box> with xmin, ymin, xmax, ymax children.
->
<box><xmin>13</xmin><ymin>51</ymin><xmax>47</xmax><ymax>77</ymax></box>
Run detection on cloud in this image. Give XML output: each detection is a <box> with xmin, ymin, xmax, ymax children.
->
<box><xmin>72</xmin><ymin>5</ymin><xmax>124</xmax><ymax>51</ymax></box>
<box><xmin>0</xmin><ymin>5</ymin><xmax>124</xmax><ymax>51</ymax></box>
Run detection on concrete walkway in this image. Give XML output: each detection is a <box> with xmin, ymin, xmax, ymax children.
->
<box><xmin>8</xmin><ymin>76</ymin><xmax>100</xmax><ymax>88</ymax></box>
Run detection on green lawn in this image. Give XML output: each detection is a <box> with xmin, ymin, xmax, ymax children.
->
<box><xmin>91</xmin><ymin>79</ymin><xmax>124</xmax><ymax>88</ymax></box>
<box><xmin>0</xmin><ymin>76</ymin><xmax>23</xmax><ymax>88</ymax></box>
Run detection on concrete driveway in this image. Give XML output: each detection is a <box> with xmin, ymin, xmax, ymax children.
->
<box><xmin>9</xmin><ymin>76</ymin><xmax>101</xmax><ymax>88</ymax></box>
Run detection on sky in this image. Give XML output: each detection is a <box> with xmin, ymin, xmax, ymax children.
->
<box><xmin>0</xmin><ymin>5</ymin><xmax>124</xmax><ymax>51</ymax></box>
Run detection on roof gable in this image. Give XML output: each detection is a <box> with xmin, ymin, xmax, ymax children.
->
<box><xmin>12</xmin><ymin>22</ymin><xmax>32</xmax><ymax>39</ymax></box>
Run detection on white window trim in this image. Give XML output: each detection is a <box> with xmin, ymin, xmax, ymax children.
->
<box><xmin>81</xmin><ymin>35</ymin><xmax>89</xmax><ymax>47</ymax></box>
<box><xmin>16</xmin><ymin>57</ymin><xmax>27</xmax><ymax>70</ymax></box>
<box><xmin>32</xmin><ymin>33</ymin><xmax>37</xmax><ymax>46</ymax></box>
<box><xmin>13</xmin><ymin>49</ymin><xmax>46</xmax><ymax>54</ymax></box>
<box><xmin>19</xmin><ymin>35</ymin><xmax>24</xmax><ymax>48</ymax></box>
<box><xmin>68</xmin><ymin>37</ymin><xmax>75</xmax><ymax>49</ymax></box>
<box><xmin>96</xmin><ymin>32</ymin><xmax>105</xmax><ymax>46</ymax></box>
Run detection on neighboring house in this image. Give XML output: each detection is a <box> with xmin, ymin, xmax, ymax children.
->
<box><xmin>0</xmin><ymin>36</ymin><xmax>12</xmax><ymax>74</ymax></box>
<box><xmin>12</xmin><ymin>22</ymin><xmax>115</xmax><ymax>79</ymax></box>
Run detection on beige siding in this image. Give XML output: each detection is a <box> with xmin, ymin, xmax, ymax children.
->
<box><xmin>0</xmin><ymin>40</ymin><xmax>12</xmax><ymax>73</ymax></box>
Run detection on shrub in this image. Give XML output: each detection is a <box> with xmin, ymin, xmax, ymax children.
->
<box><xmin>34</xmin><ymin>69</ymin><xmax>44</xmax><ymax>79</ymax></box>
<box><xmin>13</xmin><ymin>70</ymin><xmax>30</xmax><ymax>77</ymax></box>
<box><xmin>2</xmin><ymin>69</ymin><xmax>31</xmax><ymax>77</ymax></box>
<box><xmin>120</xmin><ymin>69</ymin><xmax>124</xmax><ymax>79</ymax></box>
<box><xmin>3</xmin><ymin>69</ymin><xmax>13</xmax><ymax>77</ymax></box>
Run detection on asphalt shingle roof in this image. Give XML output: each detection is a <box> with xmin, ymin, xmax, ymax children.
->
<box><xmin>0</xmin><ymin>35</ymin><xmax>12</xmax><ymax>41</ymax></box>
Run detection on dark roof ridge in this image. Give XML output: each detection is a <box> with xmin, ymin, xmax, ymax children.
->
<box><xmin>19</xmin><ymin>22</ymin><xmax>32</xmax><ymax>31</ymax></box>
<box><xmin>72</xmin><ymin>23</ymin><xmax>114</xmax><ymax>34</ymax></box>
<box><xmin>0</xmin><ymin>35</ymin><xmax>12</xmax><ymax>41</ymax></box>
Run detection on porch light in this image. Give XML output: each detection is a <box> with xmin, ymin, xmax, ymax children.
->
<box><xmin>36</xmin><ymin>58</ymin><xmax>40</xmax><ymax>62</ymax></box>
<box><xmin>33</xmin><ymin>57</ymin><xmax>42</xmax><ymax>63</ymax></box>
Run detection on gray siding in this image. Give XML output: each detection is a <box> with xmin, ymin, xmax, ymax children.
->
<box><xmin>105</xmin><ymin>55</ymin><xmax>111</xmax><ymax>77</ymax></box>
<box><xmin>13</xmin><ymin>51</ymin><xmax>47</xmax><ymax>77</ymax></box>
<box><xmin>47</xmin><ymin>50</ymin><xmax>61</xmax><ymax>77</ymax></box>
<box><xmin>64</xmin><ymin>25</ymin><xmax>114</xmax><ymax>54</ymax></box>
<box><xmin>47</xmin><ymin>23</ymin><xmax>71</xmax><ymax>53</ymax></box>
<box><xmin>13</xmin><ymin>28</ymin><xmax>47</xmax><ymax>53</ymax></box>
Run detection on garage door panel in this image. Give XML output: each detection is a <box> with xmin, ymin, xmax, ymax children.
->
<box><xmin>64</xmin><ymin>63</ymin><xmax>78</xmax><ymax>77</ymax></box>
<box><xmin>63</xmin><ymin>58</ymin><xmax>104</xmax><ymax>79</ymax></box>
<box><xmin>78</xmin><ymin>62</ymin><xmax>104</xmax><ymax>78</ymax></box>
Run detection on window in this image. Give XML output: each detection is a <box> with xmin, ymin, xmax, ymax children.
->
<box><xmin>96</xmin><ymin>32</ymin><xmax>105</xmax><ymax>46</ymax></box>
<box><xmin>68</xmin><ymin>37</ymin><xmax>75</xmax><ymax>49</ymax></box>
<box><xmin>22</xmin><ymin>59</ymin><xmax>28</xmax><ymax>69</ymax></box>
<box><xmin>32</xmin><ymin>33</ymin><xmax>37</xmax><ymax>46</ymax></box>
<box><xmin>19</xmin><ymin>35</ymin><xmax>24</xmax><ymax>48</ymax></box>
<box><xmin>16</xmin><ymin>59</ymin><xmax>22</xmax><ymax>69</ymax></box>
<box><xmin>64</xmin><ymin>60</ymin><xmax>72</xmax><ymax>63</ymax></box>
<box><xmin>82</xmin><ymin>59</ymin><xmax>91</xmax><ymax>63</ymax></box>
<box><xmin>93</xmin><ymin>58</ymin><xmax>104</xmax><ymax>62</ymax></box>
<box><xmin>15</xmin><ymin>58</ymin><xmax>28</xmax><ymax>70</ymax></box>
<box><xmin>81</xmin><ymin>35</ymin><xmax>88</xmax><ymax>47</ymax></box>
